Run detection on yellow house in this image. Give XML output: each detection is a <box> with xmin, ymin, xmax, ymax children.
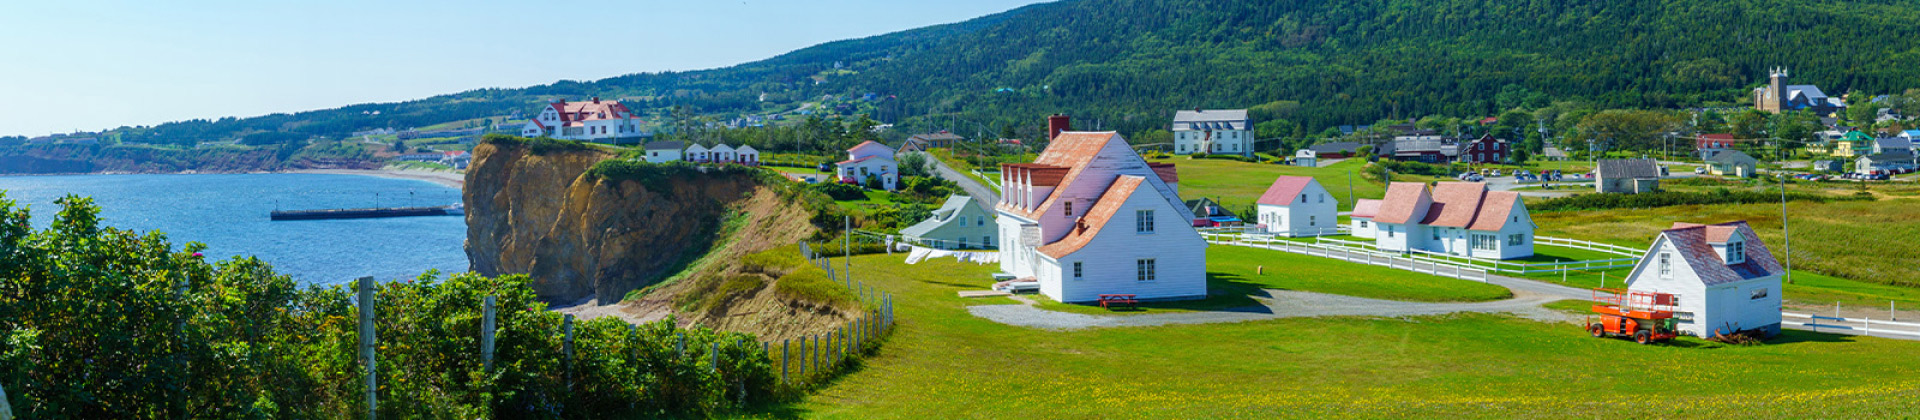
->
<box><xmin>1832</xmin><ymin>131</ymin><xmax>1875</xmax><ymax>158</ymax></box>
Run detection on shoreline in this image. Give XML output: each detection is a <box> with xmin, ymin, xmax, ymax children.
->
<box><xmin>282</xmin><ymin>168</ymin><xmax>465</xmax><ymax>189</ymax></box>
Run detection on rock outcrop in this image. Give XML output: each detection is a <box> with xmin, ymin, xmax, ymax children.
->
<box><xmin>465</xmin><ymin>139</ymin><xmax>767</xmax><ymax>303</ymax></box>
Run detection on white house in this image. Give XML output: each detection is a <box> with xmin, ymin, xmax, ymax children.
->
<box><xmin>710</xmin><ymin>144</ymin><xmax>736</xmax><ymax>163</ymax></box>
<box><xmin>1293</xmin><ymin>149</ymin><xmax>1318</xmax><ymax>167</ymax></box>
<box><xmin>1348</xmin><ymin>199</ymin><xmax>1382</xmax><ymax>239</ymax></box>
<box><xmin>836</xmin><ymin>140</ymin><xmax>899</xmax><ymax>190</ymax></box>
<box><xmin>1620</xmin><ymin>221</ymin><xmax>1784</xmax><ymax>337</ymax></box>
<box><xmin>735</xmin><ymin>145</ymin><xmax>760</xmax><ymax>166</ymax></box>
<box><xmin>519</xmin><ymin>98</ymin><xmax>647</xmax><ymax>142</ymax></box>
<box><xmin>685</xmin><ymin>144</ymin><xmax>710</xmax><ymax>162</ymax></box>
<box><xmin>1255</xmin><ymin>176</ymin><xmax>1338</xmax><ymax>237</ymax></box>
<box><xmin>899</xmin><ymin>195</ymin><xmax>997</xmax><ymax>249</ymax></box>
<box><xmin>996</xmin><ymin>131</ymin><xmax>1206</xmax><ymax>303</ymax></box>
<box><xmin>1370</xmin><ymin>182</ymin><xmax>1534</xmax><ymax>260</ymax></box>
<box><xmin>643</xmin><ymin>141</ymin><xmax>684</xmax><ymax>163</ymax></box>
<box><xmin>1171</xmin><ymin>109</ymin><xmax>1253</xmax><ymax>157</ymax></box>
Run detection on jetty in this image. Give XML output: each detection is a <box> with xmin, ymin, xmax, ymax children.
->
<box><xmin>270</xmin><ymin>204</ymin><xmax>463</xmax><ymax>221</ymax></box>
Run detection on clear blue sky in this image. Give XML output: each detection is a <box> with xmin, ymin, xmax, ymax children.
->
<box><xmin>0</xmin><ymin>0</ymin><xmax>1047</xmax><ymax>137</ymax></box>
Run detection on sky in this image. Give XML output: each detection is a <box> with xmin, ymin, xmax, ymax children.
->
<box><xmin>0</xmin><ymin>0</ymin><xmax>1047</xmax><ymax>137</ymax></box>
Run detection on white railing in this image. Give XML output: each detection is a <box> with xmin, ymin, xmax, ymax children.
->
<box><xmin>1783</xmin><ymin>312</ymin><xmax>1920</xmax><ymax>339</ymax></box>
<box><xmin>970</xmin><ymin>169</ymin><xmax>1002</xmax><ymax>192</ymax></box>
<box><xmin>1201</xmin><ymin>231</ymin><xmax>1637</xmax><ymax>276</ymax></box>
<box><xmin>1535</xmin><ymin>236</ymin><xmax>1640</xmax><ymax>257</ymax></box>
<box><xmin>1204</xmin><ymin>234</ymin><xmax>1494</xmax><ymax>283</ymax></box>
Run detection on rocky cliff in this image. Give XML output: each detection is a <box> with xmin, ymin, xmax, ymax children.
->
<box><xmin>464</xmin><ymin>138</ymin><xmax>795</xmax><ymax>303</ymax></box>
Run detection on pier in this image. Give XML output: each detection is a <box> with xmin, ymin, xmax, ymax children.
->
<box><xmin>270</xmin><ymin>204</ymin><xmax>463</xmax><ymax>221</ymax></box>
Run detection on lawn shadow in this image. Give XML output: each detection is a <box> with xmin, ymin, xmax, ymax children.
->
<box><xmin>1765</xmin><ymin>329</ymin><xmax>1861</xmax><ymax>345</ymax></box>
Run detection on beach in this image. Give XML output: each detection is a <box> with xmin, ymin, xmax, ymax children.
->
<box><xmin>285</xmin><ymin>168</ymin><xmax>465</xmax><ymax>189</ymax></box>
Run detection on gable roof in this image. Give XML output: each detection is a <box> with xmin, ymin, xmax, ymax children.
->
<box><xmin>644</xmin><ymin>141</ymin><xmax>684</xmax><ymax>150</ymax></box>
<box><xmin>1422</xmin><ymin>182</ymin><xmax>1487</xmax><ymax>227</ymax></box>
<box><xmin>1596</xmin><ymin>158</ymin><xmax>1661</xmax><ymax>180</ymax></box>
<box><xmin>1184</xmin><ymin>197</ymin><xmax>1237</xmax><ymax>218</ymax></box>
<box><xmin>1466</xmin><ymin>191</ymin><xmax>1522</xmax><ymax>231</ymax></box>
<box><xmin>546</xmin><ymin>100</ymin><xmax>638</xmax><ymax>123</ymax></box>
<box><xmin>1256</xmin><ymin>176</ymin><xmax>1317</xmax><ymax>206</ymax></box>
<box><xmin>1038</xmin><ymin>175</ymin><xmax>1144</xmax><ymax>258</ymax></box>
<box><xmin>1001</xmin><ymin>131</ymin><xmax>1192</xmax><ymax>224</ymax></box>
<box><xmin>685</xmin><ymin>144</ymin><xmax>709</xmax><ymax>153</ymax></box>
<box><xmin>1875</xmin><ymin>137</ymin><xmax>1912</xmax><ymax>149</ymax></box>
<box><xmin>909</xmin><ymin>131</ymin><xmax>964</xmax><ymax>142</ymax></box>
<box><xmin>1172</xmin><ymin>109</ymin><xmax>1249</xmax><ymax>131</ymax></box>
<box><xmin>1309</xmin><ymin>142</ymin><xmax>1361</xmax><ymax>154</ymax></box>
<box><xmin>1659</xmin><ymin>221</ymin><xmax>1784</xmax><ymax>285</ymax></box>
<box><xmin>1372</xmin><ymin>183</ymin><xmax>1431</xmax><ymax>225</ymax></box>
<box><xmin>849</xmin><ymin>140</ymin><xmax>890</xmax><ymax>153</ymax></box>
<box><xmin>899</xmin><ymin>195</ymin><xmax>979</xmax><ymax>238</ymax></box>
<box><xmin>1351</xmin><ymin>199</ymin><xmax>1383</xmax><ymax>219</ymax></box>
<box><xmin>1707</xmin><ymin>150</ymin><xmax>1757</xmax><ymax>164</ymax></box>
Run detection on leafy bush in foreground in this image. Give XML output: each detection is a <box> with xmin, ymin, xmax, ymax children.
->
<box><xmin>0</xmin><ymin>193</ymin><xmax>781</xmax><ymax>418</ymax></box>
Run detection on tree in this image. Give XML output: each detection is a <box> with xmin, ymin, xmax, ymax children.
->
<box><xmin>896</xmin><ymin>152</ymin><xmax>931</xmax><ymax>178</ymax></box>
<box><xmin>392</xmin><ymin>139</ymin><xmax>407</xmax><ymax>151</ymax></box>
<box><xmin>1846</xmin><ymin>92</ymin><xmax>1880</xmax><ymax>126</ymax></box>
<box><xmin>1571</xmin><ymin>110</ymin><xmax>1683</xmax><ymax>154</ymax></box>
<box><xmin>1510</xmin><ymin>149</ymin><xmax>1531</xmax><ymax>166</ymax></box>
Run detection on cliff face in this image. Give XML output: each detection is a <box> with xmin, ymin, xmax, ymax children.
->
<box><xmin>464</xmin><ymin>141</ymin><xmax>762</xmax><ymax>302</ymax></box>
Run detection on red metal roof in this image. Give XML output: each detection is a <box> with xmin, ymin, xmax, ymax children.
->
<box><xmin>1661</xmin><ymin>221</ymin><xmax>1783</xmax><ymax>285</ymax></box>
<box><xmin>1148</xmin><ymin>162</ymin><xmax>1179</xmax><ymax>184</ymax></box>
<box><xmin>1421</xmin><ymin>182</ymin><xmax>1488</xmax><ymax>227</ymax></box>
<box><xmin>1038</xmin><ymin>175</ymin><xmax>1144</xmax><ymax>258</ymax></box>
<box><xmin>1372</xmin><ymin>183</ymin><xmax>1430</xmax><ymax>225</ymax></box>
<box><xmin>1256</xmin><ymin>176</ymin><xmax>1316</xmax><ymax>206</ymax></box>
<box><xmin>1351</xmin><ymin>199</ymin><xmax>1382</xmax><ymax>218</ymax></box>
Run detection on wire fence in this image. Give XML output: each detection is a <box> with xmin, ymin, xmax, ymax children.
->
<box><xmin>788</xmin><ymin>242</ymin><xmax>897</xmax><ymax>385</ymax></box>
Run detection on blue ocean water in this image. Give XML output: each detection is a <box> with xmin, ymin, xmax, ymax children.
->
<box><xmin>0</xmin><ymin>173</ymin><xmax>469</xmax><ymax>286</ymax></box>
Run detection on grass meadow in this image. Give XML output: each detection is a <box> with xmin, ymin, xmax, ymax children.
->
<box><xmin>768</xmin><ymin>254</ymin><xmax>1920</xmax><ymax>418</ymax></box>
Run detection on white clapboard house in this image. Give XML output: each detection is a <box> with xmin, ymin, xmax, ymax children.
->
<box><xmin>996</xmin><ymin>131</ymin><xmax>1206</xmax><ymax>303</ymax></box>
<box><xmin>1348</xmin><ymin>198</ymin><xmax>1382</xmax><ymax>239</ymax></box>
<box><xmin>1255</xmin><ymin>176</ymin><xmax>1339</xmax><ymax>237</ymax></box>
<box><xmin>1620</xmin><ymin>221</ymin><xmax>1784</xmax><ymax>337</ymax></box>
<box><xmin>836</xmin><ymin>141</ymin><xmax>899</xmax><ymax>190</ymax></box>
<box><xmin>1369</xmin><ymin>182</ymin><xmax>1535</xmax><ymax>260</ymax></box>
<box><xmin>520</xmin><ymin>98</ymin><xmax>647</xmax><ymax>142</ymax></box>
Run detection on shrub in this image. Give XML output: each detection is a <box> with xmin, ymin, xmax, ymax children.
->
<box><xmin>811</xmin><ymin>182</ymin><xmax>866</xmax><ymax>201</ymax></box>
<box><xmin>772</xmin><ymin>265</ymin><xmax>858</xmax><ymax>309</ymax></box>
<box><xmin>1531</xmin><ymin>189</ymin><xmax>1871</xmax><ymax>212</ymax></box>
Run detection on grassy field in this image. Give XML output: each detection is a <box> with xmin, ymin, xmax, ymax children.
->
<box><xmin>776</xmin><ymin>254</ymin><xmax>1920</xmax><ymax>418</ymax></box>
<box><xmin>1532</xmin><ymin>200</ymin><xmax>1920</xmax><ymax>287</ymax></box>
<box><xmin>1146</xmin><ymin>157</ymin><xmax>1383</xmax><ymax>213</ymax></box>
<box><xmin>1029</xmin><ymin>245</ymin><xmax>1511</xmax><ymax>315</ymax></box>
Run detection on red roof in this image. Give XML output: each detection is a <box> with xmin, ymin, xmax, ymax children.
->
<box><xmin>1466</xmin><ymin>191</ymin><xmax>1521</xmax><ymax>231</ymax></box>
<box><xmin>1351</xmin><ymin>199</ymin><xmax>1382</xmax><ymax>218</ymax></box>
<box><xmin>1256</xmin><ymin>176</ymin><xmax>1317</xmax><ymax>206</ymax></box>
<box><xmin>1661</xmin><ymin>221</ymin><xmax>1783</xmax><ymax>285</ymax></box>
<box><xmin>848</xmin><ymin>140</ymin><xmax>887</xmax><ymax>153</ymax></box>
<box><xmin>1371</xmin><ymin>183</ymin><xmax>1431</xmax><ymax>225</ymax></box>
<box><xmin>1002</xmin><ymin>132</ymin><xmax>1122</xmax><ymax>220</ymax></box>
<box><xmin>1421</xmin><ymin>182</ymin><xmax>1488</xmax><ymax>227</ymax></box>
<box><xmin>546</xmin><ymin>100</ymin><xmax>637</xmax><ymax>123</ymax></box>
<box><xmin>1148</xmin><ymin>162</ymin><xmax>1179</xmax><ymax>184</ymax></box>
<box><xmin>837</xmin><ymin>155</ymin><xmax>884</xmax><ymax>165</ymax></box>
<box><xmin>1038</xmin><ymin>175</ymin><xmax>1144</xmax><ymax>258</ymax></box>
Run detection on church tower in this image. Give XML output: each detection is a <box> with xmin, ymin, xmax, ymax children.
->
<box><xmin>1759</xmin><ymin>67</ymin><xmax>1790</xmax><ymax>113</ymax></box>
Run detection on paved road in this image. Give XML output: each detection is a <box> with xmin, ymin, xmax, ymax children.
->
<box><xmin>926</xmin><ymin>153</ymin><xmax>999</xmax><ymax>213</ymax></box>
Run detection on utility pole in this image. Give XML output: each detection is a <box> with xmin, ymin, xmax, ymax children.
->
<box><xmin>1781</xmin><ymin>170</ymin><xmax>1793</xmax><ymax>284</ymax></box>
<box><xmin>844</xmin><ymin>215</ymin><xmax>852</xmax><ymax>285</ymax></box>
<box><xmin>1346</xmin><ymin>170</ymin><xmax>1355</xmax><ymax>210</ymax></box>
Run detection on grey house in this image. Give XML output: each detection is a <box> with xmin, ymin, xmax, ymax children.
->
<box><xmin>898</xmin><ymin>195</ymin><xmax>998</xmax><ymax>249</ymax></box>
<box><xmin>1595</xmin><ymin>158</ymin><xmax>1662</xmax><ymax>194</ymax></box>
<box><xmin>1707</xmin><ymin>150</ymin><xmax>1759</xmax><ymax>177</ymax></box>
<box><xmin>1857</xmin><ymin>151</ymin><xmax>1917</xmax><ymax>174</ymax></box>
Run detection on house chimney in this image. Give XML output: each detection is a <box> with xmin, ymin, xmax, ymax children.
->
<box><xmin>1048</xmin><ymin>114</ymin><xmax>1071</xmax><ymax>140</ymax></box>
<box><xmin>591</xmin><ymin>96</ymin><xmax>600</xmax><ymax>104</ymax></box>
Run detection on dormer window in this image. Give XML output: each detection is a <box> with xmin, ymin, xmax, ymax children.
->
<box><xmin>1725</xmin><ymin>239</ymin><xmax>1745</xmax><ymax>264</ymax></box>
<box><xmin>1064</xmin><ymin>201</ymin><xmax>1074</xmax><ymax>216</ymax></box>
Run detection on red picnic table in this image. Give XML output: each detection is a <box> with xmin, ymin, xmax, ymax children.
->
<box><xmin>1097</xmin><ymin>294</ymin><xmax>1138</xmax><ymax>310</ymax></box>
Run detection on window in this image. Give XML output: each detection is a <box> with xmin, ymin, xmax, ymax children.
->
<box><xmin>1300</xmin><ymin>194</ymin><xmax>1306</xmax><ymax>203</ymax></box>
<box><xmin>976</xmin><ymin>216</ymin><xmax>984</xmax><ymax>226</ymax></box>
<box><xmin>1360</xmin><ymin>221</ymin><xmax>1369</xmax><ymax>228</ymax></box>
<box><xmin>1309</xmin><ymin>215</ymin><xmax>1316</xmax><ymax>226</ymax></box>
<box><xmin>1433</xmin><ymin>229</ymin><xmax>1441</xmax><ymax>240</ymax></box>
<box><xmin>1319</xmin><ymin>194</ymin><xmax>1325</xmax><ymax>203</ymax></box>
<box><xmin>1750</xmin><ymin>288</ymin><xmax>1769</xmax><ymax>299</ymax></box>
<box><xmin>1073</xmin><ymin>262</ymin><xmax>1084</xmax><ymax>280</ymax></box>
<box><xmin>1387</xmin><ymin>225</ymin><xmax>1396</xmax><ymax>238</ymax></box>
<box><xmin>1136</xmin><ymin>259</ymin><xmax>1157</xmax><ymax>281</ymax></box>
<box><xmin>1658</xmin><ymin>253</ymin><xmax>1672</xmax><ymax>278</ymax></box>
<box><xmin>1472</xmin><ymin>234</ymin><xmax>1498</xmax><ymax>251</ymax></box>
<box><xmin>959</xmin><ymin>237</ymin><xmax>968</xmax><ymax>248</ymax></box>
<box><xmin>1064</xmin><ymin>201</ymin><xmax>1074</xmax><ymax>216</ymax></box>
<box><xmin>984</xmin><ymin>236</ymin><xmax>992</xmax><ymax>247</ymax></box>
<box><xmin>1136</xmin><ymin>210</ymin><xmax>1155</xmax><ymax>233</ymax></box>
<box><xmin>1508</xmin><ymin>234</ymin><xmax>1524</xmax><ymax>246</ymax></box>
<box><xmin>1726</xmin><ymin>241</ymin><xmax>1746</xmax><ymax>264</ymax></box>
<box><xmin>958</xmin><ymin>217</ymin><xmax>966</xmax><ymax>227</ymax></box>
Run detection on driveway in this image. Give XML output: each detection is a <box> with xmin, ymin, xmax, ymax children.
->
<box><xmin>927</xmin><ymin>153</ymin><xmax>999</xmax><ymax>213</ymax></box>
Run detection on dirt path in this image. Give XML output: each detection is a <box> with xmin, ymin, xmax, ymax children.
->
<box><xmin>969</xmin><ymin>289</ymin><xmax>1580</xmax><ymax>330</ymax></box>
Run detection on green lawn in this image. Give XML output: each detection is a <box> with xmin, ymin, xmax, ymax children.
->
<box><xmin>834</xmin><ymin>190</ymin><xmax>906</xmax><ymax>210</ymax></box>
<box><xmin>1543</xmin><ymin>299</ymin><xmax>1604</xmax><ymax>314</ymax></box>
<box><xmin>1146</xmin><ymin>157</ymin><xmax>1382</xmax><ymax>213</ymax></box>
<box><xmin>779</xmin><ymin>254</ymin><xmax>1920</xmax><ymax>418</ymax></box>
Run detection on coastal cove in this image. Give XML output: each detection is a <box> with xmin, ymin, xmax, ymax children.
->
<box><xmin>0</xmin><ymin>172</ymin><xmax>469</xmax><ymax>285</ymax></box>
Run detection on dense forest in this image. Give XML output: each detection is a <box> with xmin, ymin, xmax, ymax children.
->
<box><xmin>48</xmin><ymin>0</ymin><xmax>1920</xmax><ymax>148</ymax></box>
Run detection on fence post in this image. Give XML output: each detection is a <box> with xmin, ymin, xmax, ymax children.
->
<box><xmin>676</xmin><ymin>332</ymin><xmax>686</xmax><ymax>357</ymax></box>
<box><xmin>711</xmin><ymin>341</ymin><xmax>720</xmax><ymax>373</ymax></box>
<box><xmin>781</xmin><ymin>340</ymin><xmax>789</xmax><ymax>383</ymax></box>
<box><xmin>563</xmin><ymin>314</ymin><xmax>575</xmax><ymax>391</ymax></box>
<box><xmin>355</xmin><ymin>276</ymin><xmax>377</xmax><ymax>420</ymax></box>
<box><xmin>811</xmin><ymin>334</ymin><xmax>820</xmax><ymax>378</ymax></box>
<box><xmin>481</xmin><ymin>296</ymin><xmax>497</xmax><ymax>372</ymax></box>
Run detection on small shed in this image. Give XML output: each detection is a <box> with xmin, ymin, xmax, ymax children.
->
<box><xmin>1595</xmin><ymin>158</ymin><xmax>1661</xmax><ymax>194</ymax></box>
<box><xmin>1706</xmin><ymin>150</ymin><xmax>1758</xmax><ymax>177</ymax></box>
<box><xmin>1255</xmin><ymin>176</ymin><xmax>1338</xmax><ymax>237</ymax></box>
<box><xmin>684</xmin><ymin>144</ymin><xmax>711</xmax><ymax>162</ymax></box>
<box><xmin>710</xmin><ymin>144</ymin><xmax>737</xmax><ymax>163</ymax></box>
<box><xmin>1293</xmin><ymin>149</ymin><xmax>1318</xmax><ymax>167</ymax></box>
<box><xmin>1810</xmin><ymin>160</ymin><xmax>1843</xmax><ymax>173</ymax></box>
<box><xmin>643</xmin><ymin>141</ymin><xmax>684</xmax><ymax>163</ymax></box>
<box><xmin>735</xmin><ymin>145</ymin><xmax>760</xmax><ymax>166</ymax></box>
<box><xmin>1184</xmin><ymin>197</ymin><xmax>1242</xmax><ymax>227</ymax></box>
<box><xmin>1621</xmin><ymin>221</ymin><xmax>1783</xmax><ymax>337</ymax></box>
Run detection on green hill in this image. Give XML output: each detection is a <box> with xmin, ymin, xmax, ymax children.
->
<box><xmin>67</xmin><ymin>0</ymin><xmax>1920</xmax><ymax>146</ymax></box>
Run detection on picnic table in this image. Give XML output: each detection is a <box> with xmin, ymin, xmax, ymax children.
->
<box><xmin>1097</xmin><ymin>294</ymin><xmax>1138</xmax><ymax>310</ymax></box>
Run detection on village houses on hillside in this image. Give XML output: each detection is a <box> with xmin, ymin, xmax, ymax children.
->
<box><xmin>520</xmin><ymin>98</ymin><xmax>648</xmax><ymax>143</ymax></box>
<box><xmin>1621</xmin><ymin>221</ymin><xmax>1784</xmax><ymax>338</ymax></box>
<box><xmin>837</xmin><ymin>141</ymin><xmax>899</xmax><ymax>191</ymax></box>
<box><xmin>996</xmin><ymin>129</ymin><xmax>1206</xmax><ymax>303</ymax></box>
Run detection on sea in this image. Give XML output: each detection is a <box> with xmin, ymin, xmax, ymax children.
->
<box><xmin>0</xmin><ymin>173</ymin><xmax>470</xmax><ymax>286</ymax></box>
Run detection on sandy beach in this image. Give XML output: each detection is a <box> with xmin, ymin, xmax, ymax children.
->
<box><xmin>285</xmin><ymin>168</ymin><xmax>466</xmax><ymax>189</ymax></box>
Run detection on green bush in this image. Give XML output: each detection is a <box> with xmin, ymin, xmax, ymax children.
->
<box><xmin>772</xmin><ymin>265</ymin><xmax>858</xmax><ymax>309</ymax></box>
<box><xmin>0</xmin><ymin>193</ymin><xmax>783</xmax><ymax>418</ymax></box>
<box><xmin>811</xmin><ymin>182</ymin><xmax>866</xmax><ymax>200</ymax></box>
<box><xmin>481</xmin><ymin>133</ymin><xmax>592</xmax><ymax>155</ymax></box>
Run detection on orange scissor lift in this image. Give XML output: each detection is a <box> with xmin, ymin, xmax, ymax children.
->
<box><xmin>1586</xmin><ymin>288</ymin><xmax>1680</xmax><ymax>345</ymax></box>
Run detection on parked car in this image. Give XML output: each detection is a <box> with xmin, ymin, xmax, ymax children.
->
<box><xmin>1694</xmin><ymin>167</ymin><xmax>1707</xmax><ymax>174</ymax></box>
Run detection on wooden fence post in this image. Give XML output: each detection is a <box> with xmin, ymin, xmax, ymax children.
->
<box><xmin>481</xmin><ymin>296</ymin><xmax>496</xmax><ymax>372</ymax></box>
<box><xmin>781</xmin><ymin>340</ymin><xmax>789</xmax><ymax>383</ymax></box>
<box><xmin>676</xmin><ymin>332</ymin><xmax>686</xmax><ymax>358</ymax></box>
<box><xmin>710</xmin><ymin>341</ymin><xmax>720</xmax><ymax>373</ymax></box>
<box><xmin>355</xmin><ymin>276</ymin><xmax>377</xmax><ymax>420</ymax></box>
<box><xmin>562</xmin><ymin>314</ymin><xmax>575</xmax><ymax>391</ymax></box>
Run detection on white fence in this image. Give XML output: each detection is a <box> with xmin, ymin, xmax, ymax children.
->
<box><xmin>1783</xmin><ymin>312</ymin><xmax>1920</xmax><ymax>339</ymax></box>
<box><xmin>1201</xmin><ymin>230</ymin><xmax>1639</xmax><ymax>276</ymax></box>
<box><xmin>1535</xmin><ymin>236</ymin><xmax>1641</xmax><ymax>257</ymax></box>
<box><xmin>1203</xmin><ymin>234</ymin><xmax>1494</xmax><ymax>283</ymax></box>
